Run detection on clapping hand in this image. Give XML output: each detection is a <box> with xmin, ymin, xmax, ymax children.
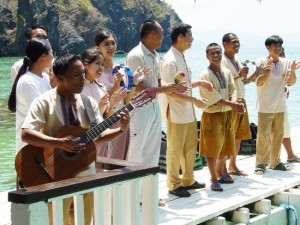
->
<box><xmin>133</xmin><ymin>66</ymin><xmax>152</xmax><ymax>85</ymax></box>
<box><xmin>257</xmin><ymin>60</ymin><xmax>272</xmax><ymax>76</ymax></box>
<box><xmin>110</xmin><ymin>87</ymin><xmax>127</xmax><ymax>108</ymax></box>
<box><xmin>98</xmin><ymin>94</ymin><xmax>110</xmax><ymax>113</ymax></box>
<box><xmin>291</xmin><ymin>60</ymin><xmax>300</xmax><ymax>71</ymax></box>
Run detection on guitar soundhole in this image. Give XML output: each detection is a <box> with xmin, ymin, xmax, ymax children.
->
<box><xmin>59</xmin><ymin>150</ymin><xmax>81</xmax><ymax>160</ymax></box>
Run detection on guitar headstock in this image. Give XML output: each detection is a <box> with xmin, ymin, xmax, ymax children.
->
<box><xmin>131</xmin><ymin>88</ymin><xmax>156</xmax><ymax>109</ymax></box>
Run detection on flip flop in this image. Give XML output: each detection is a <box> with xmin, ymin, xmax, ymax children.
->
<box><xmin>287</xmin><ymin>157</ymin><xmax>300</xmax><ymax>163</ymax></box>
<box><xmin>255</xmin><ymin>164</ymin><xmax>266</xmax><ymax>175</ymax></box>
<box><xmin>218</xmin><ymin>175</ymin><xmax>234</xmax><ymax>184</ymax></box>
<box><xmin>211</xmin><ymin>181</ymin><xmax>223</xmax><ymax>192</ymax></box>
<box><xmin>229</xmin><ymin>170</ymin><xmax>248</xmax><ymax>176</ymax></box>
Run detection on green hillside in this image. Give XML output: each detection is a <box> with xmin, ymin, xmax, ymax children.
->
<box><xmin>0</xmin><ymin>0</ymin><xmax>181</xmax><ymax>56</ymax></box>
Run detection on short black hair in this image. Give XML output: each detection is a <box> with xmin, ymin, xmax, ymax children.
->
<box><xmin>171</xmin><ymin>23</ymin><xmax>192</xmax><ymax>44</ymax></box>
<box><xmin>140</xmin><ymin>20</ymin><xmax>159</xmax><ymax>39</ymax></box>
<box><xmin>265</xmin><ymin>35</ymin><xmax>283</xmax><ymax>47</ymax></box>
<box><xmin>25</xmin><ymin>25</ymin><xmax>48</xmax><ymax>40</ymax></box>
<box><xmin>53</xmin><ymin>54</ymin><xmax>81</xmax><ymax>77</ymax></box>
<box><xmin>94</xmin><ymin>30</ymin><xmax>117</xmax><ymax>46</ymax></box>
<box><xmin>222</xmin><ymin>33</ymin><xmax>237</xmax><ymax>44</ymax></box>
<box><xmin>206</xmin><ymin>43</ymin><xmax>221</xmax><ymax>54</ymax></box>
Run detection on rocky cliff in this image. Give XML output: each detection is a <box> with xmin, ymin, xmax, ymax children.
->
<box><xmin>0</xmin><ymin>0</ymin><xmax>181</xmax><ymax>56</ymax></box>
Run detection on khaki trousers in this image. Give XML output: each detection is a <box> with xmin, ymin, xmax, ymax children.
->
<box><xmin>256</xmin><ymin>112</ymin><xmax>284</xmax><ymax>169</ymax></box>
<box><xmin>167</xmin><ymin>120</ymin><xmax>198</xmax><ymax>191</ymax></box>
<box><xmin>48</xmin><ymin>192</ymin><xmax>94</xmax><ymax>225</ymax></box>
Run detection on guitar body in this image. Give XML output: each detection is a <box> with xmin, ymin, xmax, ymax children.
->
<box><xmin>15</xmin><ymin>125</ymin><xmax>96</xmax><ymax>187</ymax></box>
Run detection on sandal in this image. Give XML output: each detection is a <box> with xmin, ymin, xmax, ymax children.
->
<box><xmin>255</xmin><ymin>164</ymin><xmax>266</xmax><ymax>175</ymax></box>
<box><xmin>287</xmin><ymin>157</ymin><xmax>300</xmax><ymax>163</ymax></box>
<box><xmin>229</xmin><ymin>170</ymin><xmax>248</xmax><ymax>176</ymax></box>
<box><xmin>218</xmin><ymin>175</ymin><xmax>234</xmax><ymax>184</ymax></box>
<box><xmin>211</xmin><ymin>181</ymin><xmax>223</xmax><ymax>192</ymax></box>
<box><xmin>273</xmin><ymin>162</ymin><xmax>291</xmax><ymax>171</ymax></box>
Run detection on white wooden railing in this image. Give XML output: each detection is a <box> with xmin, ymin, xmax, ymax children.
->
<box><xmin>8</xmin><ymin>158</ymin><xmax>159</xmax><ymax>225</ymax></box>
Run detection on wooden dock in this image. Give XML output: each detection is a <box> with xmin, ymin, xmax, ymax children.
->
<box><xmin>1</xmin><ymin>126</ymin><xmax>300</xmax><ymax>225</ymax></box>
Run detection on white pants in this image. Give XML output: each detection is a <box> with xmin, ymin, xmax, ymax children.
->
<box><xmin>127</xmin><ymin>101</ymin><xmax>162</xmax><ymax>166</ymax></box>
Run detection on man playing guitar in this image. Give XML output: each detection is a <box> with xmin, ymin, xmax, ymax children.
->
<box><xmin>20</xmin><ymin>54</ymin><xmax>130</xmax><ymax>225</ymax></box>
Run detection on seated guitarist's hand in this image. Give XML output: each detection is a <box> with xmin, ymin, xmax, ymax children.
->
<box><xmin>118</xmin><ymin>109</ymin><xmax>130</xmax><ymax>132</ymax></box>
<box><xmin>58</xmin><ymin>136</ymin><xmax>86</xmax><ymax>153</ymax></box>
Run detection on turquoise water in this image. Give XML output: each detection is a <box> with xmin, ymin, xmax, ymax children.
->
<box><xmin>1</xmin><ymin>47</ymin><xmax>300</xmax><ymax>191</ymax></box>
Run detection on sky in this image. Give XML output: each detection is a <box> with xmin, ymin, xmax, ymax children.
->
<box><xmin>164</xmin><ymin>0</ymin><xmax>300</xmax><ymax>48</ymax></box>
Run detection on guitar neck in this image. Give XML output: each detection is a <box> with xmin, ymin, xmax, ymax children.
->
<box><xmin>80</xmin><ymin>103</ymin><xmax>134</xmax><ymax>144</ymax></box>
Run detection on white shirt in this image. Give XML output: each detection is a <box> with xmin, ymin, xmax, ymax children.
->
<box><xmin>256</xmin><ymin>57</ymin><xmax>290</xmax><ymax>113</ymax></box>
<box><xmin>126</xmin><ymin>42</ymin><xmax>160</xmax><ymax>88</ymax></box>
<box><xmin>16</xmin><ymin>71</ymin><xmax>51</xmax><ymax>151</ymax></box>
<box><xmin>159</xmin><ymin>46</ymin><xmax>195</xmax><ymax>123</ymax></box>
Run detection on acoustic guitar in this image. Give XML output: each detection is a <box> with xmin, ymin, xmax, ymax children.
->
<box><xmin>15</xmin><ymin>89</ymin><xmax>155</xmax><ymax>187</ymax></box>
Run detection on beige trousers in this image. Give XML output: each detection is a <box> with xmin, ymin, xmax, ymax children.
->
<box><xmin>166</xmin><ymin>120</ymin><xmax>198</xmax><ymax>191</ymax></box>
<box><xmin>256</xmin><ymin>112</ymin><xmax>284</xmax><ymax>169</ymax></box>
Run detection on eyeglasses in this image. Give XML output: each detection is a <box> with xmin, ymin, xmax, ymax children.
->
<box><xmin>242</xmin><ymin>60</ymin><xmax>256</xmax><ymax>66</ymax></box>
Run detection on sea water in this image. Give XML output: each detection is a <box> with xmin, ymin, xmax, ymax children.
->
<box><xmin>1</xmin><ymin>47</ymin><xmax>300</xmax><ymax>191</ymax></box>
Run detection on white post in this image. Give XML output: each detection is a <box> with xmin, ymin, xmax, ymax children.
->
<box><xmin>11</xmin><ymin>202</ymin><xmax>49</xmax><ymax>225</ymax></box>
<box><xmin>74</xmin><ymin>195</ymin><xmax>84</xmax><ymax>225</ymax></box>
<box><xmin>103</xmin><ymin>186</ymin><xmax>112</xmax><ymax>225</ymax></box>
<box><xmin>52</xmin><ymin>199</ymin><xmax>64</xmax><ymax>225</ymax></box>
<box><xmin>129</xmin><ymin>179</ymin><xmax>141</xmax><ymax>225</ymax></box>
<box><xmin>94</xmin><ymin>188</ymin><xmax>104</xmax><ymax>225</ymax></box>
<box><xmin>113</xmin><ymin>184</ymin><xmax>123</xmax><ymax>225</ymax></box>
<box><xmin>205</xmin><ymin>216</ymin><xmax>228</xmax><ymax>225</ymax></box>
<box><xmin>254</xmin><ymin>199</ymin><xmax>271</xmax><ymax>214</ymax></box>
<box><xmin>94</xmin><ymin>186</ymin><xmax>113</xmax><ymax>225</ymax></box>
<box><xmin>232</xmin><ymin>207</ymin><xmax>250</xmax><ymax>224</ymax></box>
<box><xmin>141</xmin><ymin>174</ymin><xmax>158</xmax><ymax>225</ymax></box>
<box><xmin>121</xmin><ymin>182</ymin><xmax>130</xmax><ymax>225</ymax></box>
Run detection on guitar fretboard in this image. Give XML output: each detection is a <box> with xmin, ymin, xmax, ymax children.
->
<box><xmin>80</xmin><ymin>103</ymin><xmax>134</xmax><ymax>144</ymax></box>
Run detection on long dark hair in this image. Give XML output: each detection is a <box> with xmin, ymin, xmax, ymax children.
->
<box><xmin>8</xmin><ymin>37</ymin><xmax>51</xmax><ymax>112</ymax></box>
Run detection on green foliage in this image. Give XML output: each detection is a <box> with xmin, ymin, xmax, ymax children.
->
<box><xmin>123</xmin><ymin>0</ymin><xmax>138</xmax><ymax>10</ymax></box>
<box><xmin>53</xmin><ymin>0</ymin><xmax>67</xmax><ymax>11</ymax></box>
<box><xmin>77</xmin><ymin>0</ymin><xmax>94</xmax><ymax>15</ymax></box>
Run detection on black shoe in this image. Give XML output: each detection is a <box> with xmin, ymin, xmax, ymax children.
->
<box><xmin>184</xmin><ymin>181</ymin><xmax>206</xmax><ymax>190</ymax></box>
<box><xmin>169</xmin><ymin>186</ymin><xmax>191</xmax><ymax>197</ymax></box>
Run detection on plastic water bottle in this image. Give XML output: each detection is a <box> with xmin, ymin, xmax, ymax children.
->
<box><xmin>174</xmin><ymin>71</ymin><xmax>185</xmax><ymax>84</ymax></box>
